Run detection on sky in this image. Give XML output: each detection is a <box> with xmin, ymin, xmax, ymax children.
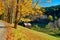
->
<box><xmin>33</xmin><ymin>0</ymin><xmax>60</xmax><ymax>7</ymax></box>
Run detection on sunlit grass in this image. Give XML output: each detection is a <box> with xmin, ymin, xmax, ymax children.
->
<box><xmin>10</xmin><ymin>24</ymin><xmax>60</xmax><ymax>40</ymax></box>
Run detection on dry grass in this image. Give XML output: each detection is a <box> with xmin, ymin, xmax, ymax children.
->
<box><xmin>11</xmin><ymin>24</ymin><xmax>59</xmax><ymax>40</ymax></box>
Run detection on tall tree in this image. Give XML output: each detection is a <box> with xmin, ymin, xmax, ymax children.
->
<box><xmin>14</xmin><ymin>0</ymin><xmax>44</xmax><ymax>28</ymax></box>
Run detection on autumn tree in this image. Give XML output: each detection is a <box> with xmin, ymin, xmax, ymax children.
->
<box><xmin>14</xmin><ymin>0</ymin><xmax>44</xmax><ymax>28</ymax></box>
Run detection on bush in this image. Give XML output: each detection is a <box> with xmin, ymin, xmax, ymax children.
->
<box><xmin>31</xmin><ymin>25</ymin><xmax>41</xmax><ymax>32</ymax></box>
<box><xmin>53</xmin><ymin>28</ymin><xmax>59</xmax><ymax>34</ymax></box>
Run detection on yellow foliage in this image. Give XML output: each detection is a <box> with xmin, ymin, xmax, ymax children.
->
<box><xmin>1</xmin><ymin>0</ymin><xmax>44</xmax><ymax>23</ymax></box>
<box><xmin>48</xmin><ymin>15</ymin><xmax>53</xmax><ymax>21</ymax></box>
<box><xmin>0</xmin><ymin>9</ymin><xmax>3</xmax><ymax>15</ymax></box>
<box><xmin>0</xmin><ymin>0</ymin><xmax>5</xmax><ymax>15</ymax></box>
<box><xmin>21</xmin><ymin>18</ymin><xmax>31</xmax><ymax>22</ymax></box>
<box><xmin>36</xmin><ymin>6</ymin><xmax>40</xmax><ymax>10</ymax></box>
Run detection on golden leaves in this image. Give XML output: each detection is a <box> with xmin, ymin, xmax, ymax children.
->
<box><xmin>48</xmin><ymin>15</ymin><xmax>53</xmax><ymax>21</ymax></box>
<box><xmin>21</xmin><ymin>18</ymin><xmax>31</xmax><ymax>22</ymax></box>
<box><xmin>0</xmin><ymin>0</ymin><xmax>5</xmax><ymax>15</ymax></box>
<box><xmin>0</xmin><ymin>9</ymin><xmax>3</xmax><ymax>15</ymax></box>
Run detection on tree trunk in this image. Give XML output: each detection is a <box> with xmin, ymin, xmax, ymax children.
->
<box><xmin>14</xmin><ymin>0</ymin><xmax>19</xmax><ymax>29</ymax></box>
<box><xmin>7</xmin><ymin>8</ymin><xmax>12</xmax><ymax>24</ymax></box>
<box><xmin>14</xmin><ymin>20</ymin><xmax>18</xmax><ymax>28</ymax></box>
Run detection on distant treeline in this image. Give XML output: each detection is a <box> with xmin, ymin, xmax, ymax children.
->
<box><xmin>45</xmin><ymin>5</ymin><xmax>60</xmax><ymax>18</ymax></box>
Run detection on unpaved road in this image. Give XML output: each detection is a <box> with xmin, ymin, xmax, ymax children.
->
<box><xmin>0</xmin><ymin>22</ymin><xmax>6</xmax><ymax>40</ymax></box>
<box><xmin>0</xmin><ymin>27</ymin><xmax>6</xmax><ymax>40</ymax></box>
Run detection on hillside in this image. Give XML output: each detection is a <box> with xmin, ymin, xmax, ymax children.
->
<box><xmin>10</xmin><ymin>24</ymin><xmax>60</xmax><ymax>40</ymax></box>
<box><xmin>45</xmin><ymin>5</ymin><xmax>60</xmax><ymax>18</ymax></box>
<box><xmin>0</xmin><ymin>20</ymin><xmax>60</xmax><ymax>40</ymax></box>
